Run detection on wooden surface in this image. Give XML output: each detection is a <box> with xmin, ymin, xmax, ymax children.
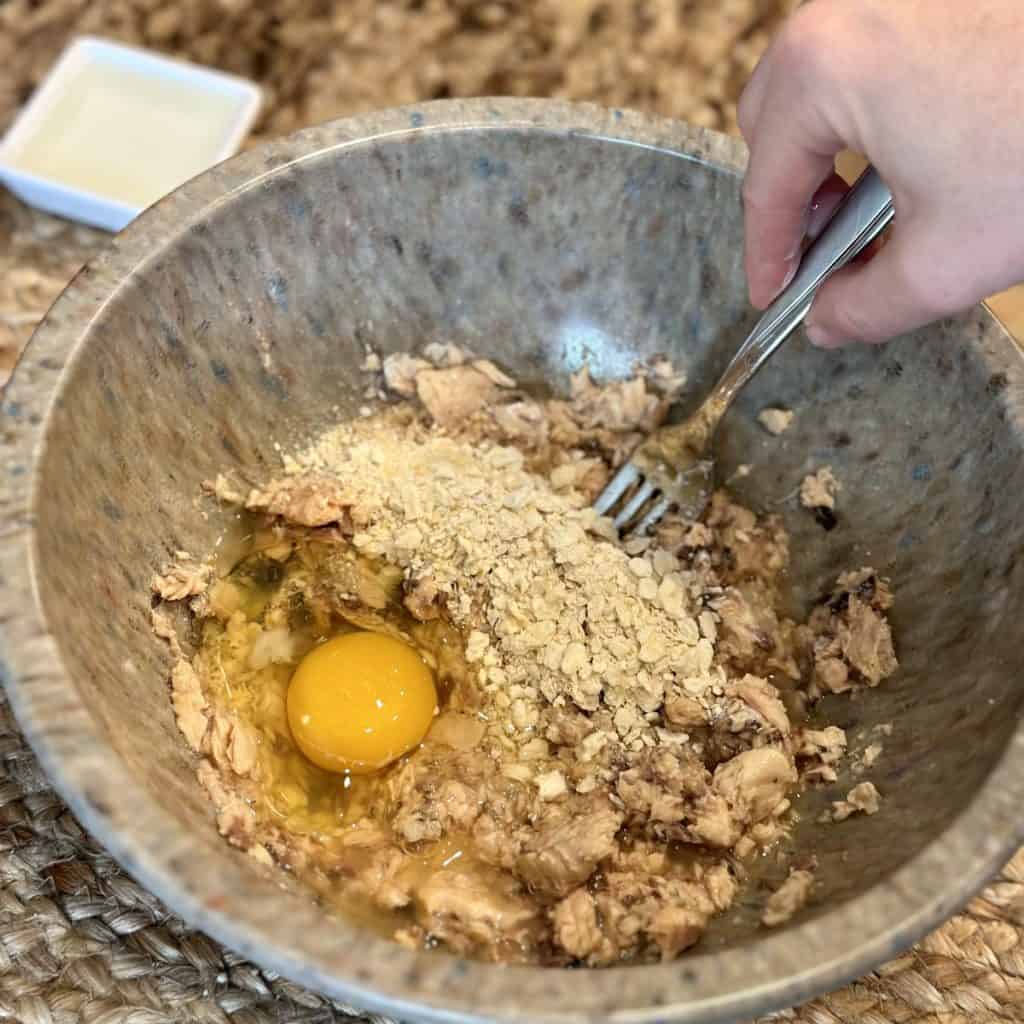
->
<box><xmin>989</xmin><ymin>288</ymin><xmax>1024</xmax><ymax>341</ymax></box>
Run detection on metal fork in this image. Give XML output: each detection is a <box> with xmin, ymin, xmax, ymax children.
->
<box><xmin>594</xmin><ymin>166</ymin><xmax>895</xmax><ymax>536</ymax></box>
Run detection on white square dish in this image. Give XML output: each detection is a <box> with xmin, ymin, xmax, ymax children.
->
<box><xmin>0</xmin><ymin>36</ymin><xmax>262</xmax><ymax>232</ymax></box>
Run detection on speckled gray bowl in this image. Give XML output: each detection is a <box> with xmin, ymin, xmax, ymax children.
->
<box><xmin>2</xmin><ymin>99</ymin><xmax>1024</xmax><ymax>1024</ymax></box>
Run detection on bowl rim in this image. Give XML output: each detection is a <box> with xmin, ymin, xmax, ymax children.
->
<box><xmin>2</xmin><ymin>96</ymin><xmax>1024</xmax><ymax>1024</ymax></box>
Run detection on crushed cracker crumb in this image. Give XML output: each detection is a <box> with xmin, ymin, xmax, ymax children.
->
<box><xmin>152</xmin><ymin>555</ymin><xmax>210</xmax><ymax>602</ymax></box>
<box><xmin>800</xmin><ymin>466</ymin><xmax>840</xmax><ymax>511</ymax></box>
<box><xmin>823</xmin><ymin>781</ymin><xmax>882</xmax><ymax>823</ymax></box>
<box><xmin>758</xmin><ymin>407</ymin><xmax>794</xmax><ymax>436</ymax></box>
<box><xmin>762</xmin><ymin>866</ymin><xmax>815</xmax><ymax>927</ymax></box>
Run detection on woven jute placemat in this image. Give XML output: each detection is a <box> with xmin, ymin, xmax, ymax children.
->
<box><xmin>2</xmin><ymin>2</ymin><xmax>1024</xmax><ymax>1020</ymax></box>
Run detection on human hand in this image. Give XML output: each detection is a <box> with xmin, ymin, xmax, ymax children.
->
<box><xmin>738</xmin><ymin>0</ymin><xmax>1024</xmax><ymax>347</ymax></box>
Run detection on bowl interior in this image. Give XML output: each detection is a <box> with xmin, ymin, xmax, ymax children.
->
<box><xmin>7</xmin><ymin>103</ymin><xmax>1024</xmax><ymax>1022</ymax></box>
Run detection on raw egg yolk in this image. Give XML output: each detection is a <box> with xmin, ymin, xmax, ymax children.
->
<box><xmin>287</xmin><ymin>631</ymin><xmax>437</xmax><ymax>774</ymax></box>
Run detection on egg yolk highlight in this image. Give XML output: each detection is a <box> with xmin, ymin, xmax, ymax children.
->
<box><xmin>287</xmin><ymin>631</ymin><xmax>437</xmax><ymax>774</ymax></box>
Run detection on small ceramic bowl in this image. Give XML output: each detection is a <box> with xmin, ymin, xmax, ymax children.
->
<box><xmin>1</xmin><ymin>99</ymin><xmax>1023</xmax><ymax>1024</ymax></box>
<box><xmin>0</xmin><ymin>36</ymin><xmax>261</xmax><ymax>231</ymax></box>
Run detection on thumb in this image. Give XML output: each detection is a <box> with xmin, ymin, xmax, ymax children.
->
<box><xmin>804</xmin><ymin>227</ymin><xmax>963</xmax><ymax>348</ymax></box>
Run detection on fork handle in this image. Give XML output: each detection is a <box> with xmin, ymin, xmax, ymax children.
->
<box><xmin>680</xmin><ymin>167</ymin><xmax>895</xmax><ymax>447</ymax></box>
<box><xmin>736</xmin><ymin>166</ymin><xmax>894</xmax><ymax>377</ymax></box>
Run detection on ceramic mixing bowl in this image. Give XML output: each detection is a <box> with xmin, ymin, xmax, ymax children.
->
<box><xmin>1</xmin><ymin>99</ymin><xmax>1023</xmax><ymax>1024</ymax></box>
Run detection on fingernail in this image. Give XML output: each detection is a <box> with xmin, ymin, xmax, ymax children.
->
<box><xmin>805</xmin><ymin>321</ymin><xmax>830</xmax><ymax>347</ymax></box>
<box><xmin>788</xmin><ymin>211</ymin><xmax>809</xmax><ymax>257</ymax></box>
<box><xmin>805</xmin><ymin>319</ymin><xmax>844</xmax><ymax>349</ymax></box>
<box><xmin>767</xmin><ymin>256</ymin><xmax>799</xmax><ymax>304</ymax></box>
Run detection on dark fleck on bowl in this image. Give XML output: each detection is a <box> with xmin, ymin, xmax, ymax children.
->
<box><xmin>2</xmin><ymin>99</ymin><xmax>1024</xmax><ymax>1024</ymax></box>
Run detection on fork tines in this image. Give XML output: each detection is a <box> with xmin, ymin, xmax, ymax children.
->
<box><xmin>594</xmin><ymin>463</ymin><xmax>670</xmax><ymax>536</ymax></box>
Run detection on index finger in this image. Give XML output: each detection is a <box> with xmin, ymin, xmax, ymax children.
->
<box><xmin>737</xmin><ymin>21</ymin><xmax>853</xmax><ymax>310</ymax></box>
<box><xmin>743</xmin><ymin>128</ymin><xmax>838</xmax><ymax>308</ymax></box>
